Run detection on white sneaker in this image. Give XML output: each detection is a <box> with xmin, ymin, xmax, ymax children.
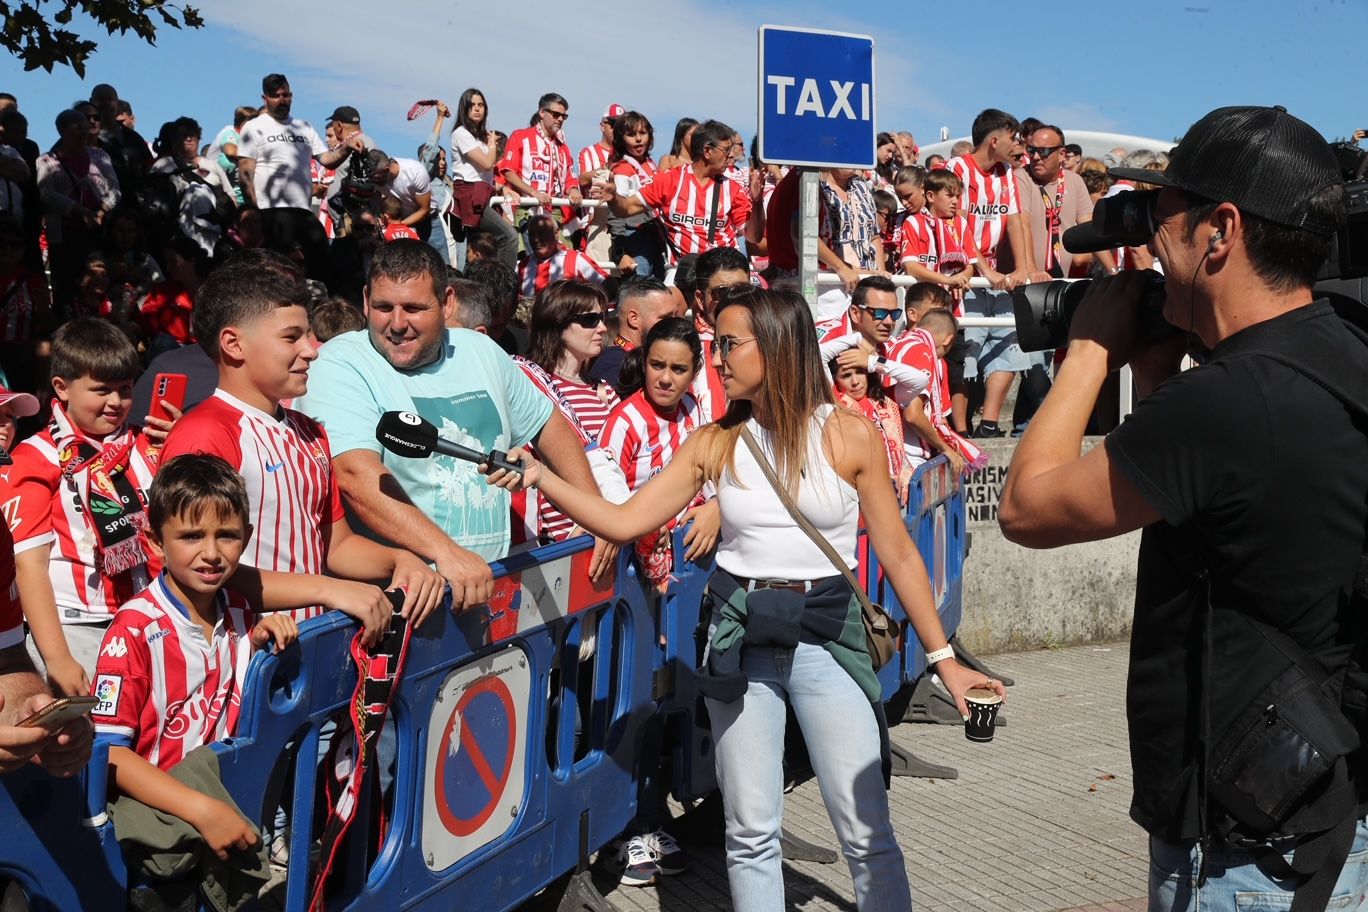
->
<box><xmin>615</xmin><ymin>835</ymin><xmax>660</xmax><ymax>886</ymax></box>
<box><xmin>641</xmin><ymin>827</ymin><xmax>688</xmax><ymax>875</ymax></box>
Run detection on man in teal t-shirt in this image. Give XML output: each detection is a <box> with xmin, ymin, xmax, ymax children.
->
<box><xmin>297</xmin><ymin>240</ymin><xmax>601</xmax><ymax>610</ymax></box>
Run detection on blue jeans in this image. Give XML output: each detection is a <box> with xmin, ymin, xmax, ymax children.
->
<box><xmin>1149</xmin><ymin>817</ymin><xmax>1368</xmax><ymax>911</ymax></box>
<box><xmin>705</xmin><ymin>640</ymin><xmax>911</xmax><ymax>912</ymax></box>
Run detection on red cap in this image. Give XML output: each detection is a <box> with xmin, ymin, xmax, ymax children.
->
<box><xmin>602</xmin><ymin>104</ymin><xmax>626</xmax><ymax>121</ymax></box>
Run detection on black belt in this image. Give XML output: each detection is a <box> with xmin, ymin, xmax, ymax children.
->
<box><xmin>733</xmin><ymin>574</ymin><xmax>842</xmax><ymax>594</ymax></box>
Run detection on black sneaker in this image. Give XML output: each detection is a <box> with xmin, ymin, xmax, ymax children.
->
<box><xmin>642</xmin><ymin>827</ymin><xmax>689</xmax><ymax>875</ymax></box>
<box><xmin>969</xmin><ymin>423</ymin><xmax>1006</xmax><ymax>439</ymax></box>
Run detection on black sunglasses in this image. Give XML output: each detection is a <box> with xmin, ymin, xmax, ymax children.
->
<box><xmin>859</xmin><ymin>305</ymin><xmax>903</xmax><ymax>322</ymax></box>
<box><xmin>566</xmin><ymin>312</ymin><xmax>605</xmax><ymax>329</ymax></box>
<box><xmin>1026</xmin><ymin>145</ymin><xmax>1063</xmax><ymax>159</ymax></box>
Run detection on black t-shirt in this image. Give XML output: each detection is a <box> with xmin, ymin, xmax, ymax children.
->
<box><xmin>1106</xmin><ymin>301</ymin><xmax>1368</xmax><ymax>840</ymax></box>
<box><xmin>588</xmin><ymin>344</ymin><xmax>630</xmax><ymax>396</ymax></box>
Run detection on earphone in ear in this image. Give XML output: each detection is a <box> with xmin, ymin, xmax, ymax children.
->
<box><xmin>1208</xmin><ymin>231</ymin><xmax>1223</xmax><ymax>251</ymax></box>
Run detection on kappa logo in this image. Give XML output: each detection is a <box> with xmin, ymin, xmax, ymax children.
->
<box><xmin>100</xmin><ymin>636</ymin><xmax>128</xmax><ymax>659</ymax></box>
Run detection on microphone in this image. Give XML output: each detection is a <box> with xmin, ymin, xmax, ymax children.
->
<box><xmin>375</xmin><ymin>411</ymin><xmax>523</xmax><ymax>477</ymax></box>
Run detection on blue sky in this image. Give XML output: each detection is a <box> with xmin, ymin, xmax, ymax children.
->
<box><xmin>3</xmin><ymin>0</ymin><xmax>1364</xmax><ymax>161</ymax></box>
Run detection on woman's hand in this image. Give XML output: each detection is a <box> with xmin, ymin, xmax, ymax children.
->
<box><xmin>681</xmin><ymin>500</ymin><xmax>721</xmax><ymax>561</ymax></box>
<box><xmin>481</xmin><ymin>447</ymin><xmax>541</xmax><ymax>492</ymax></box>
<box><xmin>933</xmin><ymin>656</ymin><xmax>1006</xmax><ymax>719</ymax></box>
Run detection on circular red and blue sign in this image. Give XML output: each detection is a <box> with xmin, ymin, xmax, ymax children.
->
<box><xmin>434</xmin><ymin>676</ymin><xmax>518</xmax><ymax>837</ymax></box>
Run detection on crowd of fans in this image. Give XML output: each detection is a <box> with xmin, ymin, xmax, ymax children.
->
<box><xmin>0</xmin><ymin>74</ymin><xmax>1177</xmax><ymax>907</ymax></box>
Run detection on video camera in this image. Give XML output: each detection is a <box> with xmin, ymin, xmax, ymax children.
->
<box><xmin>1011</xmin><ymin>142</ymin><xmax>1368</xmax><ymax>352</ymax></box>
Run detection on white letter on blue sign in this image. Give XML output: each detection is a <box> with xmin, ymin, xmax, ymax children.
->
<box><xmin>795</xmin><ymin>79</ymin><xmax>824</xmax><ymax>117</ymax></box>
<box><xmin>767</xmin><ymin>75</ymin><xmax>795</xmax><ymax>114</ymax></box>
<box><xmin>828</xmin><ymin>81</ymin><xmax>856</xmax><ymax>120</ymax></box>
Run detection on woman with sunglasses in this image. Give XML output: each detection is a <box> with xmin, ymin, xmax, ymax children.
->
<box><xmin>487</xmin><ymin>285</ymin><xmax>1002</xmax><ymax>912</ymax></box>
<box><xmin>516</xmin><ymin>279</ymin><xmax>619</xmax><ymax>542</ymax></box>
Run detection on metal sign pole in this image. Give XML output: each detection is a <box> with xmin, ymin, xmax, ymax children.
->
<box><xmin>799</xmin><ymin>170</ymin><xmax>820</xmax><ymax>317</ymax></box>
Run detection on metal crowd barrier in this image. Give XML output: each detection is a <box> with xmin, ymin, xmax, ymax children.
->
<box><xmin>0</xmin><ymin>456</ymin><xmax>968</xmax><ymax>911</ymax></box>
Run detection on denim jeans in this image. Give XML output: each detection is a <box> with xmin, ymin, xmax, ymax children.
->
<box><xmin>1148</xmin><ymin>817</ymin><xmax>1368</xmax><ymax>911</ymax></box>
<box><xmin>705</xmin><ymin>640</ymin><xmax>911</xmax><ymax>912</ymax></box>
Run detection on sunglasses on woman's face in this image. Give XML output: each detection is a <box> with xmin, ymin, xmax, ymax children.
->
<box><xmin>566</xmin><ymin>312</ymin><xmax>605</xmax><ymax>329</ymax></box>
<box><xmin>715</xmin><ymin>335</ymin><xmax>755</xmax><ymax>360</ymax></box>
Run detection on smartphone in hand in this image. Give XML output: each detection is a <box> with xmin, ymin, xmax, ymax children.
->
<box><xmin>148</xmin><ymin>373</ymin><xmax>188</xmax><ymax>424</ymax></box>
<box><xmin>19</xmin><ymin>696</ymin><xmax>98</xmax><ymax>729</ymax></box>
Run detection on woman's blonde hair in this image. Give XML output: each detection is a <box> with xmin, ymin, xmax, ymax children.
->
<box><xmin>698</xmin><ymin>286</ymin><xmax>833</xmax><ymax>495</ymax></box>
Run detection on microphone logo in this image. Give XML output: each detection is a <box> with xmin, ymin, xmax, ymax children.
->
<box><xmin>398</xmin><ymin>412</ymin><xmax>422</xmax><ymax>426</ymax></box>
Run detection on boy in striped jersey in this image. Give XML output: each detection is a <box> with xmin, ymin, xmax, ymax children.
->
<box><xmin>4</xmin><ymin>319</ymin><xmax>178</xmax><ymax>698</ymax></box>
<box><xmin>160</xmin><ymin>250</ymin><xmax>446</xmax><ymax>632</ymax></box>
<box><xmin>93</xmin><ymin>455</ymin><xmax>296</xmax><ymax>864</ymax></box>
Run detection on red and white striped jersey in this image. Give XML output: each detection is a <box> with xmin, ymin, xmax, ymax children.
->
<box><xmin>578</xmin><ymin>143</ymin><xmax>611</xmax><ymax>177</ymax></box>
<box><xmin>636</xmin><ymin>166</ymin><xmax>751</xmax><ymax>260</ymax></box>
<box><xmin>498</xmin><ymin>126</ymin><xmax>575</xmax><ymax>199</ymax></box>
<box><xmin>0</xmin><ymin>269</ymin><xmax>45</xmax><ymax>344</ymax></box>
<box><xmin>690</xmin><ymin>318</ymin><xmax>727</xmax><ymax>425</ymax></box>
<box><xmin>887</xmin><ymin>331</ymin><xmax>950</xmax><ymax>461</ymax></box>
<box><xmin>0</xmin><ymin>517</ymin><xmax>22</xmax><ymax>649</ymax></box>
<box><xmin>510</xmin><ymin>359</ymin><xmax>617</xmax><ymax>543</ymax></box>
<box><xmin>518</xmin><ymin>248</ymin><xmax>609</xmax><ymax>299</ymax></box>
<box><xmin>949</xmin><ymin>155</ymin><xmax>1018</xmax><ymax>266</ymax></box>
<box><xmin>91</xmin><ymin>575</ymin><xmax>257</xmax><ymax>771</ymax></box>
<box><xmin>1</xmin><ymin>428</ymin><xmax>158</xmax><ymax>622</ymax></box>
<box><xmin>160</xmin><ymin>391</ymin><xmax>344</xmax><ymax>620</ymax></box>
<box><xmin>600</xmin><ymin>390</ymin><xmax>704</xmax><ymax>492</ymax></box>
<box><xmin>550</xmin><ymin>375</ymin><xmax>618</xmax><ymax>442</ymax></box>
<box><xmin>611</xmin><ymin>156</ymin><xmax>657</xmax><ymax>197</ymax></box>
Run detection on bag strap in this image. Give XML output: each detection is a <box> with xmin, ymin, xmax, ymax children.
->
<box><xmin>706</xmin><ymin>175</ymin><xmax>722</xmax><ymax>245</ymax></box>
<box><xmin>739</xmin><ymin>425</ymin><xmax>870</xmax><ymax>611</ymax></box>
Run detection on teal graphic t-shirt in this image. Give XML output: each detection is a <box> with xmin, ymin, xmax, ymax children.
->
<box><xmin>297</xmin><ymin>328</ymin><xmax>553</xmax><ymax>561</ymax></box>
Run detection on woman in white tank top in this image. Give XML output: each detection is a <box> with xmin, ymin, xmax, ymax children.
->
<box><xmin>488</xmin><ymin>285</ymin><xmax>1002</xmax><ymax>912</ymax></box>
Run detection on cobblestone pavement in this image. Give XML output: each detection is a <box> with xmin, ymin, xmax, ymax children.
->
<box><xmin>593</xmin><ymin>642</ymin><xmax>1148</xmax><ymax>912</ymax></box>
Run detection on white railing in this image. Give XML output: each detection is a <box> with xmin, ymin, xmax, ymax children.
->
<box><xmin>489</xmin><ymin>196</ymin><xmax>606</xmax><ymax>208</ymax></box>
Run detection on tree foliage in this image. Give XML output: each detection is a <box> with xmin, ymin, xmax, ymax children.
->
<box><xmin>1</xmin><ymin>1</ymin><xmax>203</xmax><ymax>77</ymax></box>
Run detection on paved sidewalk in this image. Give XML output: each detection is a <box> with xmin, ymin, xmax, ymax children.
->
<box><xmin>596</xmin><ymin>642</ymin><xmax>1148</xmax><ymax>912</ymax></box>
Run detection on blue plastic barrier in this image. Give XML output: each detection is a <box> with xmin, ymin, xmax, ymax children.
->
<box><xmin>0</xmin><ymin>457</ymin><xmax>966</xmax><ymax>911</ymax></box>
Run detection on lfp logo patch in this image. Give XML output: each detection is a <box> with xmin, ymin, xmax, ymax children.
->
<box><xmin>93</xmin><ymin>674</ymin><xmax>122</xmax><ymax>717</ymax></box>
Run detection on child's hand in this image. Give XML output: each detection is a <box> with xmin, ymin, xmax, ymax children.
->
<box><xmin>320</xmin><ymin>579</ymin><xmax>393</xmax><ymax>648</ymax></box>
<box><xmin>388</xmin><ymin>551</ymin><xmax>447</xmax><ymax>630</ymax></box>
<box><xmin>45</xmin><ymin>655</ymin><xmax>90</xmax><ymax>698</ymax></box>
<box><xmin>190</xmin><ymin>796</ymin><xmax>260</xmax><ymax>861</ymax></box>
<box><xmin>141</xmin><ymin>401</ymin><xmax>183</xmax><ymax>445</ymax></box>
<box><xmin>251</xmin><ymin>614</ymin><xmax>299</xmax><ymax>651</ymax></box>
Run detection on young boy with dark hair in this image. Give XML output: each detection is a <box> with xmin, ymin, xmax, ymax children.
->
<box><xmin>160</xmin><ymin>248</ymin><xmax>445</xmax><ymax>630</ymax></box>
<box><xmin>898</xmin><ymin>168</ymin><xmax>979</xmax><ymax>306</ymax></box>
<box><xmin>2</xmin><ymin>318</ymin><xmax>179</xmax><ymax>697</ymax></box>
<box><xmin>92</xmin><ymin>454</ymin><xmax>296</xmax><ymax>862</ymax></box>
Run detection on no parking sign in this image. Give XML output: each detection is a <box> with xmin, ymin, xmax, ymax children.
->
<box><xmin>422</xmin><ymin>645</ymin><xmax>532</xmax><ymax>869</ymax></box>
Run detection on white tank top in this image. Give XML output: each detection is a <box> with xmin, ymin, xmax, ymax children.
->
<box><xmin>714</xmin><ymin>405</ymin><xmax>860</xmax><ymax>580</ymax></box>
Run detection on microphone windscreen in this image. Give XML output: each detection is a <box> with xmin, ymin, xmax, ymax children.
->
<box><xmin>376</xmin><ymin>411</ymin><xmax>438</xmax><ymax>458</ymax></box>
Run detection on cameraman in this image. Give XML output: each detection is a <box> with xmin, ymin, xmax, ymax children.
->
<box><xmin>999</xmin><ymin>105</ymin><xmax>1367</xmax><ymax>909</ymax></box>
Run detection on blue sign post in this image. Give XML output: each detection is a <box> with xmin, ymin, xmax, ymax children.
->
<box><xmin>757</xmin><ymin>25</ymin><xmax>877</xmax><ymax>314</ymax></box>
<box><xmin>757</xmin><ymin>25</ymin><xmax>877</xmax><ymax>169</ymax></box>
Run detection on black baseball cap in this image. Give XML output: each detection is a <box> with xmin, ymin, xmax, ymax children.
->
<box><xmin>1110</xmin><ymin>105</ymin><xmax>1342</xmax><ymax>236</ymax></box>
<box><xmin>327</xmin><ymin>105</ymin><xmax>361</xmax><ymax>125</ymax></box>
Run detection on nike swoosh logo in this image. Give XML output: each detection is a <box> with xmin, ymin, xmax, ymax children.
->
<box><xmin>266</xmin><ymin>462</ymin><xmax>286</xmax><ymax>473</ymax></box>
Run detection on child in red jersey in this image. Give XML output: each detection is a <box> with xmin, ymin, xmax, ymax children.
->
<box><xmin>3</xmin><ymin>319</ymin><xmax>180</xmax><ymax>697</ymax></box>
<box><xmin>93</xmin><ymin>455</ymin><xmax>296</xmax><ymax>874</ymax></box>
